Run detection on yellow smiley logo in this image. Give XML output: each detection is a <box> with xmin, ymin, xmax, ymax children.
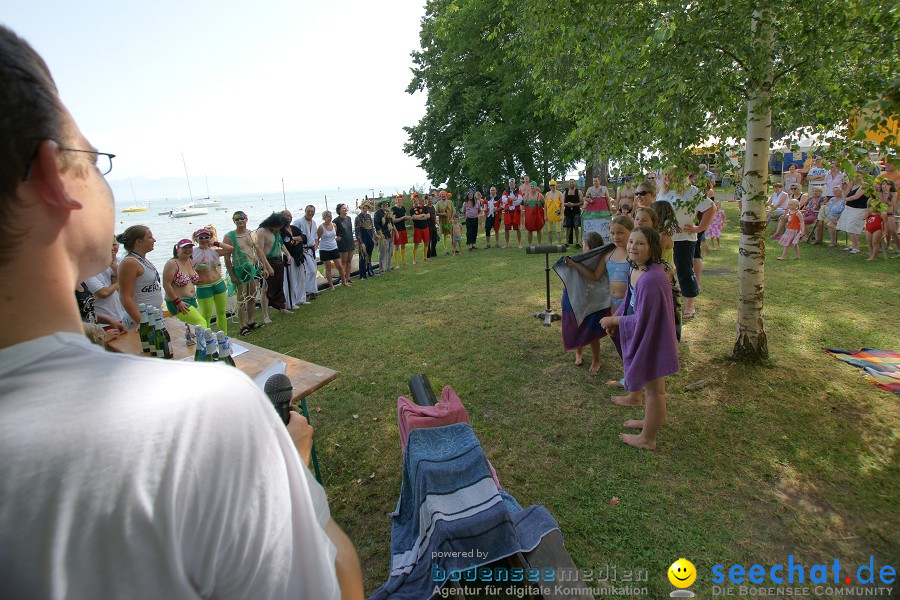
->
<box><xmin>668</xmin><ymin>558</ymin><xmax>697</xmax><ymax>588</ymax></box>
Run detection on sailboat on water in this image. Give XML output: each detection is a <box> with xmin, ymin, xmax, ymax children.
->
<box><xmin>165</xmin><ymin>154</ymin><xmax>210</xmax><ymax>218</ymax></box>
<box><xmin>121</xmin><ymin>178</ymin><xmax>149</xmax><ymax>213</ymax></box>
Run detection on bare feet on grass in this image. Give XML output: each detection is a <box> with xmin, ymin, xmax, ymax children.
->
<box><xmin>612</xmin><ymin>393</ymin><xmax>642</xmax><ymax>407</ymax></box>
<box><xmin>574</xmin><ymin>349</ymin><xmax>583</xmax><ymax>366</ymax></box>
<box><xmin>589</xmin><ymin>361</ymin><xmax>601</xmax><ymax>373</ymax></box>
<box><xmin>623</xmin><ymin>419</ymin><xmax>644</xmax><ymax>429</ymax></box>
<box><xmin>619</xmin><ymin>433</ymin><xmax>656</xmax><ymax>450</ymax></box>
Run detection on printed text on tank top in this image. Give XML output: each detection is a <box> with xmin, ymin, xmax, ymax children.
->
<box><xmin>126</xmin><ymin>252</ymin><xmax>161</xmax><ymax>293</ymax></box>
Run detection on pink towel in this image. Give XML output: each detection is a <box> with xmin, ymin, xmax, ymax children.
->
<box><xmin>397</xmin><ymin>386</ymin><xmax>501</xmax><ymax>488</ymax></box>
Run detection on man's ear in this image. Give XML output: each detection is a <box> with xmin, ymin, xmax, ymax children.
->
<box><xmin>29</xmin><ymin>140</ymin><xmax>83</xmax><ymax>211</ymax></box>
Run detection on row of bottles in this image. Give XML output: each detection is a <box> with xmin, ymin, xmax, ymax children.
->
<box><xmin>137</xmin><ymin>303</ymin><xmax>172</xmax><ymax>359</ymax></box>
<box><xmin>192</xmin><ymin>326</ymin><xmax>237</xmax><ymax>366</ymax></box>
<box><xmin>137</xmin><ymin>304</ymin><xmax>236</xmax><ymax>365</ymax></box>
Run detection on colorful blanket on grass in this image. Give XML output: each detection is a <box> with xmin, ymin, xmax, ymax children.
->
<box><xmin>824</xmin><ymin>348</ymin><xmax>900</xmax><ymax>395</ymax></box>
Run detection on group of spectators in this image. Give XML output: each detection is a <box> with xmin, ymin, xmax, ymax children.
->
<box><xmin>766</xmin><ymin>158</ymin><xmax>899</xmax><ymax>260</ymax></box>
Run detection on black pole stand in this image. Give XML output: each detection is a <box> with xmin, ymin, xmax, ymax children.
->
<box><xmin>533</xmin><ymin>252</ymin><xmax>561</xmax><ymax>326</ymax></box>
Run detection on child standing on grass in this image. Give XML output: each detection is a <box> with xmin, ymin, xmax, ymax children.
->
<box><xmin>777</xmin><ymin>199</ymin><xmax>805</xmax><ymax>260</ymax></box>
<box><xmin>451</xmin><ymin>214</ymin><xmax>462</xmax><ymax>255</ymax></box>
<box><xmin>824</xmin><ymin>188</ymin><xmax>846</xmax><ymax>247</ymax></box>
<box><xmin>561</xmin><ymin>232</ymin><xmax>611</xmax><ymax>373</ymax></box>
<box><xmin>706</xmin><ymin>200</ymin><xmax>726</xmax><ymax>250</ymax></box>
<box><xmin>864</xmin><ymin>197</ymin><xmax>887</xmax><ymax>261</ymax></box>
<box><xmin>600</xmin><ymin>227</ymin><xmax>679</xmax><ymax>451</ymax></box>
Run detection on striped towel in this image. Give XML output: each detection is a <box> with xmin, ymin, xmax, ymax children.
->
<box><xmin>824</xmin><ymin>348</ymin><xmax>900</xmax><ymax>395</ymax></box>
<box><xmin>366</xmin><ymin>423</ymin><xmax>558</xmax><ymax>600</ymax></box>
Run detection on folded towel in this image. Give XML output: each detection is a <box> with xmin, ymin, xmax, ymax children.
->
<box><xmin>366</xmin><ymin>423</ymin><xmax>558</xmax><ymax>600</ymax></box>
<box><xmin>398</xmin><ymin>386</ymin><xmax>500</xmax><ymax>488</ymax></box>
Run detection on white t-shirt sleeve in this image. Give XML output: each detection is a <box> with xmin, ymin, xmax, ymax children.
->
<box><xmin>84</xmin><ymin>272</ymin><xmax>108</xmax><ymax>294</ymax></box>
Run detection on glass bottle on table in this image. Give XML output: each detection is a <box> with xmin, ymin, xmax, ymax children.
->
<box><xmin>138</xmin><ymin>303</ymin><xmax>150</xmax><ymax>352</ymax></box>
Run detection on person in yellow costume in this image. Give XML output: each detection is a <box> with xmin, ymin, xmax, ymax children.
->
<box><xmin>544</xmin><ymin>180</ymin><xmax>563</xmax><ymax>244</ymax></box>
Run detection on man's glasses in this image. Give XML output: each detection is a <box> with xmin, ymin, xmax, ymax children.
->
<box><xmin>635</xmin><ymin>191</ymin><xmax>649</xmax><ymax>196</ymax></box>
<box><xmin>22</xmin><ymin>145</ymin><xmax>115</xmax><ymax>181</ymax></box>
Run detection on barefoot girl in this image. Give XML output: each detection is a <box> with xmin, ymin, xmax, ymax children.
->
<box><xmin>600</xmin><ymin>227</ymin><xmax>679</xmax><ymax>450</ymax></box>
<box><xmin>777</xmin><ymin>198</ymin><xmax>805</xmax><ymax>260</ymax></box>
<box><xmin>561</xmin><ymin>232</ymin><xmax>611</xmax><ymax>373</ymax></box>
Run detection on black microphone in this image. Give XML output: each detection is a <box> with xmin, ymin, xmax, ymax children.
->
<box><xmin>525</xmin><ymin>244</ymin><xmax>568</xmax><ymax>254</ymax></box>
<box><xmin>264</xmin><ymin>373</ymin><xmax>293</xmax><ymax>425</ymax></box>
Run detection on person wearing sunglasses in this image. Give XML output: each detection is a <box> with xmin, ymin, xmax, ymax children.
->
<box><xmin>191</xmin><ymin>226</ymin><xmax>231</xmax><ymax>334</ymax></box>
<box><xmin>0</xmin><ymin>26</ymin><xmax>362</xmax><ymax>599</ymax></box>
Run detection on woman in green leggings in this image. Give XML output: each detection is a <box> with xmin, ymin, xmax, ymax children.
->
<box><xmin>191</xmin><ymin>227</ymin><xmax>232</xmax><ymax>334</ymax></box>
<box><xmin>162</xmin><ymin>239</ymin><xmax>207</xmax><ymax>328</ymax></box>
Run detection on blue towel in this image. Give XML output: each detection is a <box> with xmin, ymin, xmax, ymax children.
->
<box><xmin>367</xmin><ymin>423</ymin><xmax>559</xmax><ymax>600</ymax></box>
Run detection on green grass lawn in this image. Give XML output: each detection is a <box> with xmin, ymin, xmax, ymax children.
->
<box><xmin>249</xmin><ymin>200</ymin><xmax>898</xmax><ymax>598</ymax></box>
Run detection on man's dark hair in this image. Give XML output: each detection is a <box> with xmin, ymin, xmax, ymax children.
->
<box><xmin>0</xmin><ymin>26</ymin><xmax>65</xmax><ymax>266</ymax></box>
<box><xmin>259</xmin><ymin>212</ymin><xmax>289</xmax><ymax>229</ymax></box>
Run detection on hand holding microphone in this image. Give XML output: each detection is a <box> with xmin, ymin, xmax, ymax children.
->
<box><xmin>264</xmin><ymin>373</ymin><xmax>321</xmax><ymax>480</ymax></box>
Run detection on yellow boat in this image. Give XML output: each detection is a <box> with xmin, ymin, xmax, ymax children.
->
<box><xmin>122</xmin><ymin>206</ymin><xmax>148</xmax><ymax>213</ymax></box>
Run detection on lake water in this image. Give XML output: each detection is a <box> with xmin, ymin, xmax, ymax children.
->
<box><xmin>115</xmin><ymin>187</ymin><xmax>385</xmax><ymax>265</ymax></box>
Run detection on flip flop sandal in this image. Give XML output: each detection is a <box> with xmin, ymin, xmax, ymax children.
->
<box><xmin>240</xmin><ymin>325</ymin><xmax>252</xmax><ymax>336</ymax></box>
<box><xmin>249</xmin><ymin>322</ymin><xmax>263</xmax><ymax>330</ymax></box>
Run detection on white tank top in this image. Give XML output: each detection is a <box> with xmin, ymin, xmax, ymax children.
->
<box><xmin>318</xmin><ymin>223</ymin><xmax>338</xmax><ymax>251</ymax></box>
<box><xmin>124</xmin><ymin>253</ymin><xmax>163</xmax><ymax>310</ymax></box>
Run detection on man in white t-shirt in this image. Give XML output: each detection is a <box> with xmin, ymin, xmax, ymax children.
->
<box><xmin>84</xmin><ymin>237</ymin><xmax>128</xmax><ymax>324</ymax></box>
<box><xmin>292</xmin><ymin>204</ymin><xmax>320</xmax><ymax>301</ymax></box>
<box><xmin>0</xmin><ymin>26</ymin><xmax>363</xmax><ymax>600</ymax></box>
<box><xmin>658</xmin><ymin>169</ymin><xmax>714</xmax><ymax>318</ymax></box>
<box><xmin>806</xmin><ymin>156</ymin><xmax>827</xmax><ymax>192</ymax></box>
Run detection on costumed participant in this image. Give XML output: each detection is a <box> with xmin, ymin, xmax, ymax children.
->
<box><xmin>560</xmin><ymin>232</ymin><xmax>613</xmax><ymax>373</ymax></box>
<box><xmin>373</xmin><ymin>199</ymin><xmax>394</xmax><ymax>273</ymax></box>
<box><xmin>191</xmin><ymin>227</ymin><xmax>231</xmax><ymax>334</ymax></box>
<box><xmin>502</xmin><ymin>179</ymin><xmax>523</xmax><ymax>249</ymax></box>
<box><xmin>256</xmin><ymin>212</ymin><xmax>290</xmax><ymax>323</ymax></box>
<box><xmin>425</xmin><ymin>194</ymin><xmax>439</xmax><ymax>258</ymax></box>
<box><xmin>223</xmin><ymin>211</ymin><xmax>268</xmax><ymax>336</ymax></box>
<box><xmin>482</xmin><ymin>186</ymin><xmax>502</xmax><ymax>248</ymax></box>
<box><xmin>355</xmin><ymin>200</ymin><xmax>376</xmax><ymax>279</ymax></box>
<box><xmin>280</xmin><ymin>210</ymin><xmax>309</xmax><ymax>308</ymax></box>
<box><xmin>162</xmin><ymin>239</ymin><xmax>207</xmax><ymax>328</ymax></box>
<box><xmin>116</xmin><ymin>225</ymin><xmax>162</xmax><ymax>329</ymax></box>
<box><xmin>523</xmin><ymin>180</ymin><xmax>546</xmax><ymax>245</ymax></box>
<box><xmin>333</xmin><ymin>203</ymin><xmax>355</xmax><ymax>286</ymax></box>
<box><xmin>584</xmin><ymin>176</ymin><xmax>611</xmax><ymax>212</ymax></box>
<box><xmin>600</xmin><ymin>227</ymin><xmax>679</xmax><ymax>451</ymax></box>
<box><xmin>391</xmin><ymin>194</ymin><xmax>409</xmax><ymax>267</ymax></box>
<box><xmin>436</xmin><ymin>190</ymin><xmax>454</xmax><ymax>255</ymax></box>
<box><xmin>563</xmin><ymin>178</ymin><xmax>584</xmax><ymax>246</ymax></box>
<box><xmin>410</xmin><ymin>194</ymin><xmax>430</xmax><ymax>264</ymax></box>
<box><xmin>544</xmin><ymin>180</ymin><xmax>563</xmax><ymax>244</ymax></box>
<box><xmin>292</xmin><ymin>205</ymin><xmax>320</xmax><ymax>301</ymax></box>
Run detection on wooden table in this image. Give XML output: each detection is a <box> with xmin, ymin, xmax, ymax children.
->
<box><xmin>106</xmin><ymin>317</ymin><xmax>340</xmax><ymax>403</ymax></box>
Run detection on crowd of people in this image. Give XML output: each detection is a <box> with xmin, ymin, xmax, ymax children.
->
<box><xmin>766</xmin><ymin>157</ymin><xmax>899</xmax><ymax>261</ymax></box>
<box><xmin>4</xmin><ymin>21</ymin><xmax>896</xmax><ymax>598</ymax></box>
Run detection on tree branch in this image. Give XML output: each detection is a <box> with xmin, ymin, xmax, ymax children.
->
<box><xmin>714</xmin><ymin>46</ymin><xmax>748</xmax><ymax>72</ymax></box>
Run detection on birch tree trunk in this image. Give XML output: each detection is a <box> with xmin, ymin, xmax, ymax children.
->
<box><xmin>733</xmin><ymin>7</ymin><xmax>773</xmax><ymax>361</ymax></box>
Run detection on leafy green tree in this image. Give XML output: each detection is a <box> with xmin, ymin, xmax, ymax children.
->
<box><xmin>511</xmin><ymin>0</ymin><xmax>897</xmax><ymax>360</ymax></box>
<box><xmin>404</xmin><ymin>0</ymin><xmax>576</xmax><ymax>193</ymax></box>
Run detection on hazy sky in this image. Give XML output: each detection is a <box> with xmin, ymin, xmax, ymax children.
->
<box><xmin>5</xmin><ymin>0</ymin><xmax>431</xmax><ymax>194</ymax></box>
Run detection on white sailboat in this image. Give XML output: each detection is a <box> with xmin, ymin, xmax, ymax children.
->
<box><xmin>170</xmin><ymin>204</ymin><xmax>209</xmax><ymax>218</ymax></box>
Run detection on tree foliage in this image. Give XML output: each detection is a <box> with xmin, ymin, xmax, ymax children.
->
<box><xmin>404</xmin><ymin>0</ymin><xmax>576</xmax><ymax>191</ymax></box>
<box><xmin>509</xmin><ymin>0</ymin><xmax>897</xmax><ymax>168</ymax></box>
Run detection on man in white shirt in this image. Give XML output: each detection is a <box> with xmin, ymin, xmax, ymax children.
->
<box><xmin>84</xmin><ymin>237</ymin><xmax>128</xmax><ymax>324</ymax></box>
<box><xmin>292</xmin><ymin>204</ymin><xmax>320</xmax><ymax>301</ymax></box>
<box><xmin>658</xmin><ymin>169</ymin><xmax>714</xmax><ymax>319</ymax></box>
<box><xmin>806</xmin><ymin>156</ymin><xmax>827</xmax><ymax>192</ymax></box>
<box><xmin>0</xmin><ymin>26</ymin><xmax>362</xmax><ymax>600</ymax></box>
